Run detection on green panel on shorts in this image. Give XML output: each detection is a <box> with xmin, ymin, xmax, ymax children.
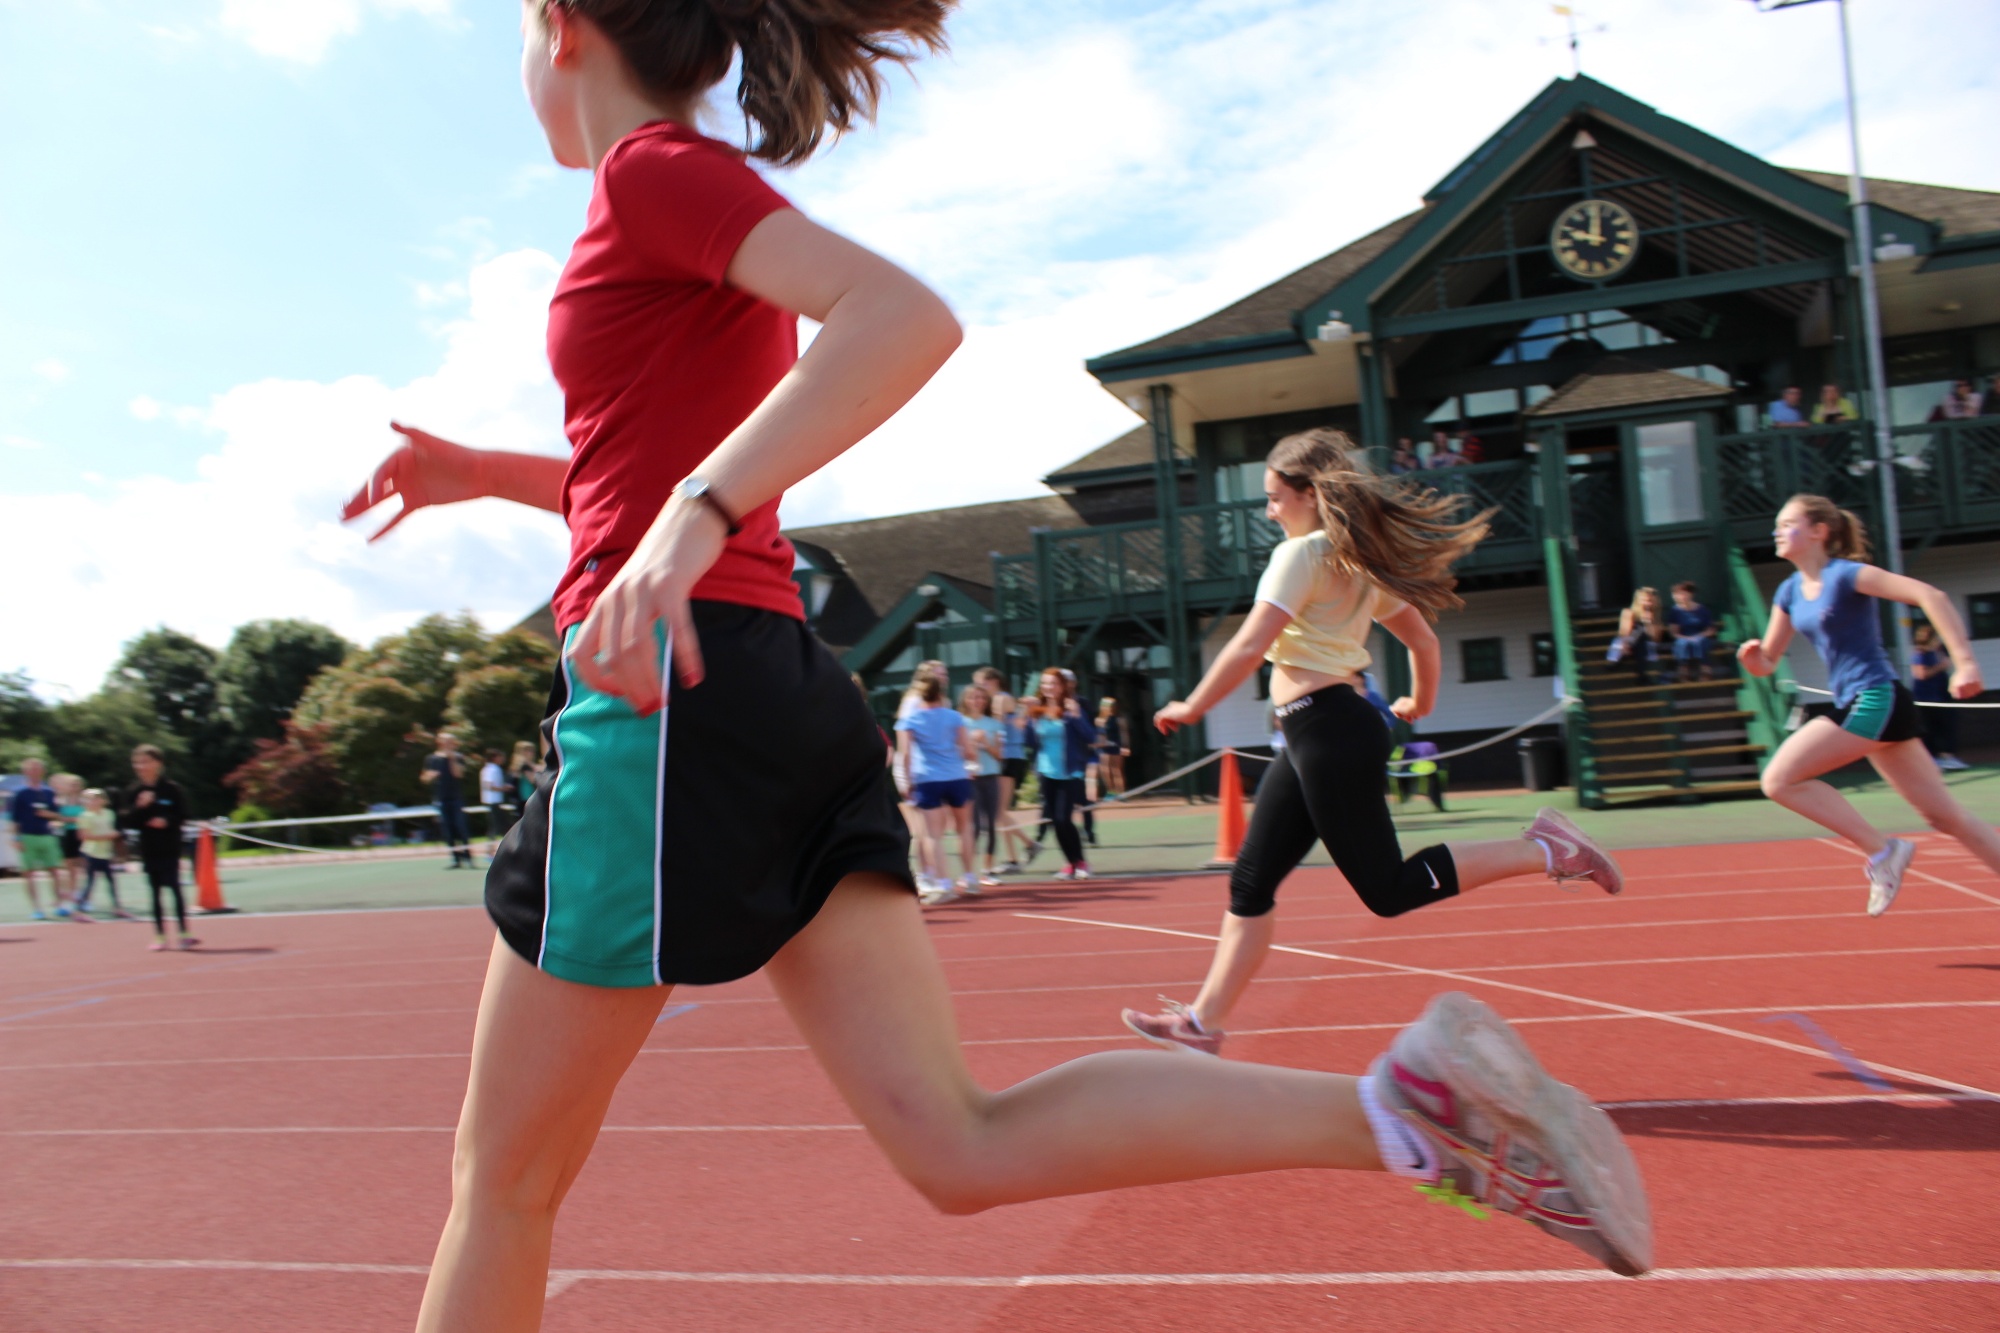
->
<box><xmin>542</xmin><ymin>628</ymin><xmax>665</xmax><ymax>988</ymax></box>
<box><xmin>1841</xmin><ymin>685</ymin><xmax>1893</xmax><ymax>742</ymax></box>
<box><xmin>17</xmin><ymin>835</ymin><xmax>63</xmax><ymax>871</ymax></box>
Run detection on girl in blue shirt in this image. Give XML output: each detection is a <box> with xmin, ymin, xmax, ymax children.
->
<box><xmin>1026</xmin><ymin>667</ymin><xmax>1098</xmax><ymax>879</ymax></box>
<box><xmin>1740</xmin><ymin>494</ymin><xmax>1998</xmax><ymax>915</ymax></box>
<box><xmin>894</xmin><ymin>673</ymin><xmax>978</xmax><ymax>901</ymax></box>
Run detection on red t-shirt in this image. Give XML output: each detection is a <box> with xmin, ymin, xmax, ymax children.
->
<box><xmin>546</xmin><ymin>121</ymin><xmax>803</xmax><ymax>632</ymax></box>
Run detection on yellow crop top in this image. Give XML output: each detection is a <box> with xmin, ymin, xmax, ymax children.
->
<box><xmin>1254</xmin><ymin>531</ymin><xmax>1404</xmax><ymax>676</ymax></box>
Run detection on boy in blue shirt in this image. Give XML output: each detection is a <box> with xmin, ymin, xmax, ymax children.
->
<box><xmin>1667</xmin><ymin>581</ymin><xmax>1718</xmax><ymax>681</ymax></box>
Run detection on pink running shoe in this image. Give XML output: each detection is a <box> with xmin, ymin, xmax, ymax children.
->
<box><xmin>1121</xmin><ymin>997</ymin><xmax>1224</xmax><ymax>1056</ymax></box>
<box><xmin>178</xmin><ymin>936</ymin><xmax>200</xmax><ymax>951</ymax></box>
<box><xmin>149</xmin><ymin>938</ymin><xmax>168</xmax><ymax>952</ymax></box>
<box><xmin>1376</xmin><ymin>991</ymin><xmax>1654</xmax><ymax>1276</ymax></box>
<box><xmin>1523</xmin><ymin>807</ymin><xmax>1623</xmax><ymax>895</ymax></box>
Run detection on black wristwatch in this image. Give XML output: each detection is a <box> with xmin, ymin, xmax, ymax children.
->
<box><xmin>675</xmin><ymin>475</ymin><xmax>743</xmax><ymax>536</ymax></box>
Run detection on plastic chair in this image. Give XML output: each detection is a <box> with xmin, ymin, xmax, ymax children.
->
<box><xmin>1390</xmin><ymin>741</ymin><xmax>1448</xmax><ymax>812</ymax></box>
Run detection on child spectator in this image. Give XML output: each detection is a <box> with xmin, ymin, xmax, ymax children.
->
<box><xmin>52</xmin><ymin>772</ymin><xmax>88</xmax><ymax>918</ymax></box>
<box><xmin>1910</xmin><ymin>623</ymin><xmax>1968</xmax><ymax>771</ymax></box>
<box><xmin>1668</xmin><ymin>581</ymin><xmax>1719</xmax><ymax>681</ymax></box>
<box><xmin>120</xmin><ymin>744</ymin><xmax>196</xmax><ymax>951</ymax></box>
<box><xmin>1610</xmin><ymin>587</ymin><xmax>1669</xmax><ymax>683</ymax></box>
<box><xmin>9</xmin><ymin>757</ymin><xmax>64</xmax><ymax>920</ymax></box>
<box><xmin>479</xmin><ymin>749</ymin><xmax>511</xmax><ymax>848</ymax></box>
<box><xmin>74</xmin><ymin>788</ymin><xmax>130</xmax><ymax>919</ymax></box>
<box><xmin>421</xmin><ymin>731</ymin><xmax>473</xmax><ymax>869</ymax></box>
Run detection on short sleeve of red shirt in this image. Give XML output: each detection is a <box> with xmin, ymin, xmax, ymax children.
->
<box><xmin>546</xmin><ymin>122</ymin><xmax>803</xmax><ymax>633</ymax></box>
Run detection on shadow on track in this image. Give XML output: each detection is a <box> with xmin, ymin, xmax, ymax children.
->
<box><xmin>1611</xmin><ymin>1095</ymin><xmax>2000</xmax><ymax>1153</ymax></box>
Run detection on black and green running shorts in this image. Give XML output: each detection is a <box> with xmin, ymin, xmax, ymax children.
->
<box><xmin>1830</xmin><ymin>681</ymin><xmax>1922</xmax><ymax>745</ymax></box>
<box><xmin>486</xmin><ymin>601</ymin><xmax>913</xmax><ymax>988</ymax></box>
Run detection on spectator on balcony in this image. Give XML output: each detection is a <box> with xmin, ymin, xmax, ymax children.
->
<box><xmin>1389</xmin><ymin>438</ymin><xmax>1421</xmax><ymax>474</ymax></box>
<box><xmin>1456</xmin><ymin>433</ymin><xmax>1485</xmax><ymax>464</ymax></box>
<box><xmin>1767</xmin><ymin>385</ymin><xmax>1808</xmax><ymax>428</ymax></box>
<box><xmin>1980</xmin><ymin>371</ymin><xmax>2000</xmax><ymax>418</ymax></box>
<box><xmin>1427</xmin><ymin>429</ymin><xmax>1469</xmax><ymax>467</ymax></box>
<box><xmin>1933</xmin><ymin>379</ymin><xmax>1982</xmax><ymax>421</ymax></box>
<box><xmin>1667</xmin><ymin>581</ymin><xmax>1719</xmax><ymax>681</ymax></box>
<box><xmin>1609</xmin><ymin>586</ymin><xmax>1669</xmax><ymax>683</ymax></box>
<box><xmin>1812</xmin><ymin>383</ymin><xmax>1858</xmax><ymax>425</ymax></box>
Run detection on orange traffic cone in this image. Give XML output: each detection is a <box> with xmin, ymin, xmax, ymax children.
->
<box><xmin>1207</xmin><ymin>751</ymin><xmax>1247</xmax><ymax>867</ymax></box>
<box><xmin>195</xmin><ymin>825</ymin><xmax>234</xmax><ymax>914</ymax></box>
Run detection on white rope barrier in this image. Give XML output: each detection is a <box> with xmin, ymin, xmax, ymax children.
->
<box><xmin>1789</xmin><ymin>684</ymin><xmax>2000</xmax><ymax>709</ymax></box>
<box><xmin>1383</xmin><ymin>698</ymin><xmax>1573</xmax><ymax>769</ymax></box>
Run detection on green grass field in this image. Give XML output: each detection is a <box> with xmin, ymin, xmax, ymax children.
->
<box><xmin>5</xmin><ymin>766</ymin><xmax>1996</xmax><ymax>923</ymax></box>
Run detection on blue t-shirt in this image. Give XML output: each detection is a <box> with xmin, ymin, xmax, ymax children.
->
<box><xmin>965</xmin><ymin>717</ymin><xmax>1004</xmax><ymax>777</ymax></box>
<box><xmin>1001</xmin><ymin>711</ymin><xmax>1029</xmax><ymax>760</ymax></box>
<box><xmin>1768</xmin><ymin>399</ymin><xmax>1806</xmax><ymax>426</ymax></box>
<box><xmin>1667</xmin><ymin>603</ymin><xmax>1714</xmax><ymax>637</ymax></box>
<box><xmin>895</xmin><ymin>707</ymin><xmax>967</xmax><ymax>785</ymax></box>
<box><xmin>1774</xmin><ymin>559</ymin><xmax>1898</xmax><ymax>706</ymax></box>
<box><xmin>1910</xmin><ymin>648</ymin><xmax>1952</xmax><ymax>703</ymax></box>
<box><xmin>1033</xmin><ymin>716</ymin><xmax>1072</xmax><ymax>780</ymax></box>
<box><xmin>9</xmin><ymin>784</ymin><xmax>58</xmax><ymax>836</ymax></box>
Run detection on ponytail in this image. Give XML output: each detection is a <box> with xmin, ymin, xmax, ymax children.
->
<box><xmin>539</xmin><ymin>0</ymin><xmax>951</xmax><ymax>166</ymax></box>
<box><xmin>1265</xmin><ymin>429</ymin><xmax>1492</xmax><ymax>618</ymax></box>
<box><xmin>1786</xmin><ymin>493</ymin><xmax>1871</xmax><ymax>561</ymax></box>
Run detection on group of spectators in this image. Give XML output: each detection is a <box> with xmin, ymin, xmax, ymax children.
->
<box><xmin>1767</xmin><ymin>375</ymin><xmax>2000</xmax><ymax>429</ymax></box>
<box><xmin>418</xmin><ymin>732</ymin><xmax>541</xmax><ymax>870</ymax></box>
<box><xmin>7</xmin><ymin>747</ymin><xmax>195</xmax><ymax>949</ymax></box>
<box><xmin>1389</xmin><ymin>429</ymin><xmax>1485</xmax><ymax>474</ymax></box>
<box><xmin>1610</xmin><ymin>582</ymin><xmax>1721</xmax><ymax>683</ymax></box>
<box><xmin>886</xmin><ymin>661</ymin><xmax>1130</xmax><ymax>905</ymax></box>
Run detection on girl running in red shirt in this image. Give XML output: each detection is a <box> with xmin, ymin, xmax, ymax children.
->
<box><xmin>346</xmin><ymin>8</ymin><xmax>1653</xmax><ymax>1324</ymax></box>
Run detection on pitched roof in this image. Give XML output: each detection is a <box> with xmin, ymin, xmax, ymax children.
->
<box><xmin>1787</xmin><ymin>170</ymin><xmax>2000</xmax><ymax>240</ymax></box>
<box><xmin>1092</xmin><ymin>173</ymin><xmax>1998</xmax><ymax>372</ymax></box>
<box><xmin>1096</xmin><ymin>211</ymin><xmax>1426</xmax><ymax>363</ymax></box>
<box><xmin>782</xmin><ymin>495</ymin><xmax>1082</xmax><ymax>616</ymax></box>
<box><xmin>1524</xmin><ymin>362</ymin><xmax>1731</xmax><ymax>418</ymax></box>
<box><xmin>1044</xmin><ymin>423</ymin><xmax>1190</xmax><ymax>482</ymax></box>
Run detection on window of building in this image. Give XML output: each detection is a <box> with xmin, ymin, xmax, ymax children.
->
<box><xmin>1970</xmin><ymin>592</ymin><xmax>2000</xmax><ymax>640</ymax></box>
<box><xmin>1635</xmin><ymin>419</ymin><xmax>1704</xmax><ymax>525</ymax></box>
<box><xmin>1531</xmin><ymin>632</ymin><xmax>1558</xmax><ymax>677</ymax></box>
<box><xmin>1461</xmin><ymin>636</ymin><xmax>1507</xmax><ymax>683</ymax></box>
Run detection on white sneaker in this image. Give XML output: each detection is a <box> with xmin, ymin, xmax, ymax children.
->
<box><xmin>957</xmin><ymin>873</ymin><xmax>982</xmax><ymax>897</ymax></box>
<box><xmin>1937</xmin><ymin>755</ymin><xmax>1971</xmax><ymax>772</ymax></box>
<box><xmin>919</xmin><ymin>885</ymin><xmax>961</xmax><ymax>907</ymax></box>
<box><xmin>1866</xmin><ymin>837</ymin><xmax>1914</xmax><ymax>917</ymax></box>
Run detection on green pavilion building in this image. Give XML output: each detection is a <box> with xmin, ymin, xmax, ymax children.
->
<box><xmin>805</xmin><ymin>75</ymin><xmax>2000</xmax><ymax>806</ymax></box>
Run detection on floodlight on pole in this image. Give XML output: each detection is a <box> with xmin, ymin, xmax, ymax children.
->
<box><xmin>1745</xmin><ymin>0</ymin><xmax>1910</xmax><ymax>668</ymax></box>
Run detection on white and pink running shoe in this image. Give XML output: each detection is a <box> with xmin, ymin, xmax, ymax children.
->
<box><xmin>1121</xmin><ymin>997</ymin><xmax>1224</xmax><ymax>1056</ymax></box>
<box><xmin>1376</xmin><ymin>991</ymin><xmax>1654</xmax><ymax>1276</ymax></box>
<box><xmin>1524</xmin><ymin>807</ymin><xmax>1623</xmax><ymax>895</ymax></box>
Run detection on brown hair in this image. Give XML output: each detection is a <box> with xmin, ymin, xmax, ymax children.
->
<box><xmin>1265</xmin><ymin>429</ymin><xmax>1491</xmax><ymax>618</ymax></box>
<box><xmin>1785</xmin><ymin>493</ymin><xmax>1871</xmax><ymax>560</ymax></box>
<box><xmin>538</xmin><ymin>0</ymin><xmax>951</xmax><ymax>166</ymax></box>
<box><xmin>1031</xmin><ymin>666</ymin><xmax>1071</xmax><ymax>719</ymax></box>
<box><xmin>1671</xmin><ymin>581</ymin><xmax>1696</xmax><ymax>596</ymax></box>
<box><xmin>131</xmin><ymin>744</ymin><xmax>166</xmax><ymax>762</ymax></box>
<box><xmin>915</xmin><ymin>673</ymin><xmax>946</xmax><ymax>704</ymax></box>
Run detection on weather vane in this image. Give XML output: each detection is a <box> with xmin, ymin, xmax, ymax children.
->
<box><xmin>1547</xmin><ymin>4</ymin><xmax>1608</xmax><ymax>77</ymax></box>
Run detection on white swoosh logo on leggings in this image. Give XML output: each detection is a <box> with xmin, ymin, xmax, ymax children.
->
<box><xmin>1426</xmin><ymin>863</ymin><xmax>1440</xmax><ymax>891</ymax></box>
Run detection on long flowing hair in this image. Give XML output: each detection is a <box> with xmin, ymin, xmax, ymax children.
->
<box><xmin>535</xmin><ymin>0</ymin><xmax>952</xmax><ymax>165</ymax></box>
<box><xmin>1264</xmin><ymin>429</ymin><xmax>1490</xmax><ymax>618</ymax></box>
<box><xmin>1030</xmin><ymin>667</ymin><xmax>1072</xmax><ymax>720</ymax></box>
<box><xmin>1786</xmin><ymin>493</ymin><xmax>1871</xmax><ymax>561</ymax></box>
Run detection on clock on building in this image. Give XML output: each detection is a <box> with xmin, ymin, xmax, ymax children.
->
<box><xmin>1549</xmin><ymin>198</ymin><xmax>1639</xmax><ymax>281</ymax></box>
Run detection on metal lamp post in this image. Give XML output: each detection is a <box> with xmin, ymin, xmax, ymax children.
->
<box><xmin>1749</xmin><ymin>0</ymin><xmax>1911</xmax><ymax>667</ymax></box>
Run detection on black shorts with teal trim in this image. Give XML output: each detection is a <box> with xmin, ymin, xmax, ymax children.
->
<box><xmin>1830</xmin><ymin>681</ymin><xmax>1922</xmax><ymax>744</ymax></box>
<box><xmin>485</xmin><ymin>602</ymin><xmax>914</xmax><ymax>988</ymax></box>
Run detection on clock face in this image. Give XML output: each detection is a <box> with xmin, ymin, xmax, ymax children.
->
<box><xmin>1550</xmin><ymin>199</ymin><xmax>1639</xmax><ymax>281</ymax></box>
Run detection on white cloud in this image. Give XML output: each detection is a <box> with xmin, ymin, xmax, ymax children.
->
<box><xmin>4</xmin><ymin>434</ymin><xmax>47</xmax><ymax>451</ymax></box>
<box><xmin>217</xmin><ymin>0</ymin><xmax>455</xmax><ymax>65</ymax></box>
<box><xmin>0</xmin><ymin>249</ymin><xmax>571</xmax><ymax>694</ymax></box>
<box><xmin>32</xmin><ymin>358</ymin><xmax>70</xmax><ymax>384</ymax></box>
<box><xmin>128</xmin><ymin>395</ymin><xmax>163</xmax><ymax>421</ymax></box>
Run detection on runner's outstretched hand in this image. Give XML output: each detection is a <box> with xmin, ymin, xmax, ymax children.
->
<box><xmin>342</xmin><ymin>422</ymin><xmax>484</xmax><ymax>541</ymax></box>
<box><xmin>1154</xmin><ymin>701</ymin><xmax>1198</xmax><ymax>733</ymax></box>
<box><xmin>568</xmin><ymin>493</ymin><xmax>725</xmax><ymax>715</ymax></box>
<box><xmin>1951</xmin><ymin>663</ymin><xmax>1985</xmax><ymax>700</ymax></box>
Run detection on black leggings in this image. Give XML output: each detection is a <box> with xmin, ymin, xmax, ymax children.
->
<box><xmin>971</xmin><ymin>775</ymin><xmax>1002</xmax><ymax>858</ymax></box>
<box><xmin>1229</xmin><ymin>684</ymin><xmax>1458</xmax><ymax>919</ymax></box>
<box><xmin>1039</xmin><ymin>774</ymin><xmax>1087</xmax><ymax>865</ymax></box>
<box><xmin>143</xmin><ymin>852</ymin><xmax>187</xmax><ymax>934</ymax></box>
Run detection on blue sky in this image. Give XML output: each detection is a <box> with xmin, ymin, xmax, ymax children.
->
<box><xmin>3</xmin><ymin>0</ymin><xmax>1997</xmax><ymax>693</ymax></box>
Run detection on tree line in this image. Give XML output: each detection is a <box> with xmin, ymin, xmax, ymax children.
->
<box><xmin>0</xmin><ymin>615</ymin><xmax>556</xmax><ymax>820</ymax></box>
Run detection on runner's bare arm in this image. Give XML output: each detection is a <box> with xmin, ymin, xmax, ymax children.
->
<box><xmin>571</xmin><ymin>209</ymin><xmax>961</xmax><ymax>712</ymax></box>
<box><xmin>342</xmin><ymin>422</ymin><xmax>567</xmax><ymax>542</ymax></box>
<box><xmin>1737</xmin><ymin>604</ymin><xmax>1793</xmax><ymax>677</ymax></box>
<box><xmin>1376</xmin><ymin>602</ymin><xmax>1440</xmax><ymax>721</ymax></box>
<box><xmin>1154</xmin><ymin>602</ymin><xmax>1291</xmax><ymax>731</ymax></box>
<box><xmin>1853</xmin><ymin>566</ymin><xmax>1984</xmax><ymax>695</ymax></box>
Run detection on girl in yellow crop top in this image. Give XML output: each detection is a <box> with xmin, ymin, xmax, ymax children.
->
<box><xmin>1126</xmin><ymin>429</ymin><xmax>1627</xmax><ymax>1057</ymax></box>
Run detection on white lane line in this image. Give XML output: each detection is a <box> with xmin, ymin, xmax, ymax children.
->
<box><xmin>1413</xmin><ymin>941</ymin><xmax>2000</xmax><ymax>975</ymax></box>
<box><xmin>1018</xmin><ymin>913</ymin><xmax>2000</xmax><ymax>1101</ymax></box>
<box><xmin>5</xmin><ymin>1258</ymin><xmax>1995</xmax><ymax>1288</ymax></box>
<box><xmin>1814</xmin><ymin>837</ymin><xmax>2000</xmax><ymax>908</ymax></box>
<box><xmin>1599</xmin><ymin>1092</ymin><xmax>1986</xmax><ymax>1110</ymax></box>
<box><xmin>5</xmin><ymin>1124</ymin><xmax>864</xmax><ymax>1137</ymax></box>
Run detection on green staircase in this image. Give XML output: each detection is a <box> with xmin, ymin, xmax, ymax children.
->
<box><xmin>1552</xmin><ymin>544</ymin><xmax>1793</xmax><ymax>810</ymax></box>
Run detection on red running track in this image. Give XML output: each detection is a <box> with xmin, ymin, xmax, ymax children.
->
<box><xmin>3</xmin><ymin>833</ymin><xmax>1998</xmax><ymax>1332</ymax></box>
